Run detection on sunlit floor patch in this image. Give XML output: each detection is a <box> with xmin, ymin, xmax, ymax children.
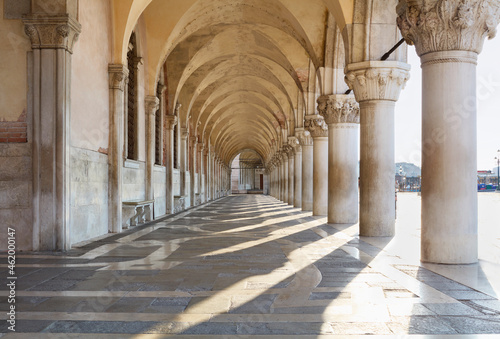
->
<box><xmin>1</xmin><ymin>194</ymin><xmax>500</xmax><ymax>337</ymax></box>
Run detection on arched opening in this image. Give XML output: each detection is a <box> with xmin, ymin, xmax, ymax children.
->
<box><xmin>231</xmin><ymin>150</ymin><xmax>265</xmax><ymax>194</ymax></box>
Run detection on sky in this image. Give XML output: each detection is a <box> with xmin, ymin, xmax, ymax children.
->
<box><xmin>394</xmin><ymin>38</ymin><xmax>500</xmax><ymax>171</ymax></box>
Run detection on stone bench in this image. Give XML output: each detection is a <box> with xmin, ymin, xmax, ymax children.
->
<box><xmin>122</xmin><ymin>199</ymin><xmax>154</xmax><ymax>229</ymax></box>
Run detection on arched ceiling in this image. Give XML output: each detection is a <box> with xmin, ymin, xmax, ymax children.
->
<box><xmin>111</xmin><ymin>0</ymin><xmax>355</xmax><ymax>166</ymax></box>
<box><xmin>237</xmin><ymin>150</ymin><xmax>265</xmax><ymax>169</ymax></box>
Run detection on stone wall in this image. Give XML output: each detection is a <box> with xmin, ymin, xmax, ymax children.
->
<box><xmin>173</xmin><ymin>169</ymin><xmax>181</xmax><ymax>196</ymax></box>
<box><xmin>70</xmin><ymin>147</ymin><xmax>108</xmax><ymax>245</ymax></box>
<box><xmin>154</xmin><ymin>166</ymin><xmax>167</xmax><ymax>218</ymax></box>
<box><xmin>123</xmin><ymin>161</ymin><xmax>146</xmax><ymax>201</ymax></box>
<box><xmin>0</xmin><ymin>144</ymin><xmax>32</xmax><ymax>251</ymax></box>
<box><xmin>185</xmin><ymin>171</ymin><xmax>191</xmax><ymax>208</ymax></box>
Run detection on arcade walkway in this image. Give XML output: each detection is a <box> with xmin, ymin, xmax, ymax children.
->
<box><xmin>2</xmin><ymin>195</ymin><xmax>500</xmax><ymax>337</ymax></box>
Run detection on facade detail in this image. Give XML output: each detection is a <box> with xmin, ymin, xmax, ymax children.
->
<box><xmin>304</xmin><ymin>114</ymin><xmax>329</xmax><ymax>138</ymax></box>
<box><xmin>344</xmin><ymin>62</ymin><xmax>411</xmax><ymax>103</ymax></box>
<box><xmin>397</xmin><ymin>0</ymin><xmax>500</xmax><ymax>56</ymax></box>
<box><xmin>23</xmin><ymin>16</ymin><xmax>81</xmax><ymax>52</ymax></box>
<box><xmin>318</xmin><ymin>95</ymin><xmax>360</xmax><ymax>125</ymax></box>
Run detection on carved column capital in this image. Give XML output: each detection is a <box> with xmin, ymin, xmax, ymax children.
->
<box><xmin>304</xmin><ymin>115</ymin><xmax>328</xmax><ymax>138</ymax></box>
<box><xmin>180</xmin><ymin>128</ymin><xmax>189</xmax><ymax>140</ymax></box>
<box><xmin>198</xmin><ymin>143</ymin><xmax>205</xmax><ymax>152</ymax></box>
<box><xmin>145</xmin><ymin>96</ymin><xmax>159</xmax><ymax>115</ymax></box>
<box><xmin>108</xmin><ymin>64</ymin><xmax>129</xmax><ymax>91</ymax></box>
<box><xmin>397</xmin><ymin>0</ymin><xmax>500</xmax><ymax>57</ymax></box>
<box><xmin>318</xmin><ymin>94</ymin><xmax>360</xmax><ymax>125</ymax></box>
<box><xmin>345</xmin><ymin>61</ymin><xmax>411</xmax><ymax>103</ymax></box>
<box><xmin>282</xmin><ymin>144</ymin><xmax>294</xmax><ymax>157</ymax></box>
<box><xmin>295</xmin><ymin>128</ymin><xmax>313</xmax><ymax>146</ymax></box>
<box><xmin>23</xmin><ymin>15</ymin><xmax>81</xmax><ymax>53</ymax></box>
<box><xmin>165</xmin><ymin>115</ymin><xmax>178</xmax><ymax>130</ymax></box>
<box><xmin>288</xmin><ymin>136</ymin><xmax>302</xmax><ymax>153</ymax></box>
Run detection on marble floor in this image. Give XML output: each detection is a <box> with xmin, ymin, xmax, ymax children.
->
<box><xmin>1</xmin><ymin>194</ymin><xmax>500</xmax><ymax>338</ymax></box>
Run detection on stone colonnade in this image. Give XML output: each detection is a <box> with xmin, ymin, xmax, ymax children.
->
<box><xmin>268</xmin><ymin>0</ymin><xmax>500</xmax><ymax>265</ymax></box>
<box><xmin>22</xmin><ymin>0</ymin><xmax>499</xmax><ymax>266</ymax></box>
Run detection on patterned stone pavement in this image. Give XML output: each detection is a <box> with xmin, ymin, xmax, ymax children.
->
<box><xmin>1</xmin><ymin>195</ymin><xmax>500</xmax><ymax>338</ymax></box>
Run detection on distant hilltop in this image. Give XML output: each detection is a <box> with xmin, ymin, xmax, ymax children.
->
<box><xmin>395</xmin><ymin>162</ymin><xmax>421</xmax><ymax>177</ymax></box>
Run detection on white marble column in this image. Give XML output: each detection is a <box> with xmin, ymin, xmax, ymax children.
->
<box><xmin>305</xmin><ymin>115</ymin><xmax>329</xmax><ymax>216</ymax></box>
<box><xmin>319</xmin><ymin>95</ymin><xmax>360</xmax><ymax>224</ymax></box>
<box><xmin>276</xmin><ymin>164</ymin><xmax>279</xmax><ymax>199</ymax></box>
<box><xmin>180</xmin><ymin>128</ymin><xmax>189</xmax><ymax>199</ymax></box>
<box><xmin>24</xmin><ymin>14</ymin><xmax>81</xmax><ymax>250</ymax></box>
<box><xmin>286</xmin><ymin>144</ymin><xmax>295</xmax><ymax>206</ymax></box>
<box><xmin>282</xmin><ymin>152</ymin><xmax>289</xmax><ymax>204</ymax></box>
<box><xmin>397</xmin><ymin>0</ymin><xmax>500</xmax><ymax>263</ymax></box>
<box><xmin>107</xmin><ymin>65</ymin><xmax>127</xmax><ymax>235</ymax></box>
<box><xmin>145</xmin><ymin>96</ymin><xmax>159</xmax><ymax>202</ymax></box>
<box><xmin>198</xmin><ymin>143</ymin><xmax>205</xmax><ymax>203</ymax></box>
<box><xmin>203</xmin><ymin>148</ymin><xmax>208</xmax><ymax>203</ymax></box>
<box><xmin>165</xmin><ymin>115</ymin><xmax>177</xmax><ymax>214</ymax></box>
<box><xmin>345</xmin><ymin>61</ymin><xmax>410</xmax><ymax>236</ymax></box>
<box><xmin>290</xmin><ymin>137</ymin><xmax>302</xmax><ymax>208</ymax></box>
<box><xmin>297</xmin><ymin>129</ymin><xmax>313</xmax><ymax>211</ymax></box>
<box><xmin>209</xmin><ymin>152</ymin><xmax>215</xmax><ymax>200</ymax></box>
<box><xmin>215</xmin><ymin>157</ymin><xmax>220</xmax><ymax>198</ymax></box>
<box><xmin>189</xmin><ymin>136</ymin><xmax>197</xmax><ymax>206</ymax></box>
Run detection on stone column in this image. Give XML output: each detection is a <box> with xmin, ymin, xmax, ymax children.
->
<box><xmin>189</xmin><ymin>136</ymin><xmax>197</xmax><ymax>206</ymax></box>
<box><xmin>24</xmin><ymin>15</ymin><xmax>81</xmax><ymax>250</ymax></box>
<box><xmin>305</xmin><ymin>115</ymin><xmax>329</xmax><ymax>216</ymax></box>
<box><xmin>290</xmin><ymin>137</ymin><xmax>302</xmax><ymax>208</ymax></box>
<box><xmin>319</xmin><ymin>95</ymin><xmax>360</xmax><ymax>224</ymax></box>
<box><xmin>274</xmin><ymin>165</ymin><xmax>278</xmax><ymax>198</ymax></box>
<box><xmin>145</xmin><ymin>96</ymin><xmax>159</xmax><ymax>202</ymax></box>
<box><xmin>397</xmin><ymin>0</ymin><xmax>500</xmax><ymax>263</ymax></box>
<box><xmin>198</xmin><ymin>143</ymin><xmax>205</xmax><ymax>204</ymax></box>
<box><xmin>297</xmin><ymin>129</ymin><xmax>313</xmax><ymax>211</ymax></box>
<box><xmin>215</xmin><ymin>157</ymin><xmax>220</xmax><ymax>198</ymax></box>
<box><xmin>285</xmin><ymin>144</ymin><xmax>295</xmax><ymax>205</ymax></box>
<box><xmin>203</xmin><ymin>148</ymin><xmax>209</xmax><ymax>203</ymax></box>
<box><xmin>107</xmin><ymin>65</ymin><xmax>127</xmax><ymax>235</ymax></box>
<box><xmin>281</xmin><ymin>152</ymin><xmax>289</xmax><ymax>203</ymax></box>
<box><xmin>180</xmin><ymin>128</ymin><xmax>189</xmax><ymax>198</ymax></box>
<box><xmin>345</xmin><ymin>62</ymin><xmax>410</xmax><ymax>236</ymax></box>
<box><xmin>164</xmin><ymin>115</ymin><xmax>177</xmax><ymax>214</ymax></box>
<box><xmin>210</xmin><ymin>152</ymin><xmax>215</xmax><ymax>200</ymax></box>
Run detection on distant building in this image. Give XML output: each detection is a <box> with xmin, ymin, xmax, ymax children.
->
<box><xmin>395</xmin><ymin>163</ymin><xmax>421</xmax><ymax>192</ymax></box>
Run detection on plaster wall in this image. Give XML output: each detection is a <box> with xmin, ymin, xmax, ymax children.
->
<box><xmin>0</xmin><ymin>144</ymin><xmax>32</xmax><ymax>251</ymax></box>
<box><xmin>173</xmin><ymin>169</ymin><xmax>181</xmax><ymax>196</ymax></box>
<box><xmin>154</xmin><ymin>165</ymin><xmax>167</xmax><ymax>218</ymax></box>
<box><xmin>70</xmin><ymin>147</ymin><xmax>108</xmax><ymax>245</ymax></box>
<box><xmin>70</xmin><ymin>0</ymin><xmax>112</xmax><ymax>152</ymax></box>
<box><xmin>0</xmin><ymin>1</ymin><xmax>32</xmax><ymax>251</ymax></box>
<box><xmin>0</xmin><ymin>0</ymin><xmax>30</xmax><ymax>123</ymax></box>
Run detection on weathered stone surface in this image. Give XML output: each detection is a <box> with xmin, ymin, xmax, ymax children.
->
<box><xmin>70</xmin><ymin>147</ymin><xmax>108</xmax><ymax>245</ymax></box>
<box><xmin>0</xmin><ymin>181</ymin><xmax>30</xmax><ymax>208</ymax></box>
